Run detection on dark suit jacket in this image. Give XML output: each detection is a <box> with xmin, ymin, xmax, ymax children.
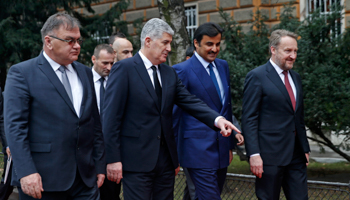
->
<box><xmin>0</xmin><ymin>88</ymin><xmax>7</xmax><ymax>153</ymax></box>
<box><xmin>102</xmin><ymin>53</ymin><xmax>220</xmax><ymax>172</ymax></box>
<box><xmin>4</xmin><ymin>52</ymin><xmax>106</xmax><ymax>191</ymax></box>
<box><xmin>242</xmin><ymin>61</ymin><xmax>310</xmax><ymax>166</ymax></box>
<box><xmin>172</xmin><ymin>56</ymin><xmax>235</xmax><ymax>169</ymax></box>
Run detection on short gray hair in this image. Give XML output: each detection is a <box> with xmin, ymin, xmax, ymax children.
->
<box><xmin>269</xmin><ymin>29</ymin><xmax>298</xmax><ymax>53</ymax></box>
<box><xmin>140</xmin><ymin>18</ymin><xmax>174</xmax><ymax>48</ymax></box>
<box><xmin>41</xmin><ymin>12</ymin><xmax>81</xmax><ymax>44</ymax></box>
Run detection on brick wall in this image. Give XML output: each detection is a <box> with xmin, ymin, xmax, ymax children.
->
<box><xmin>84</xmin><ymin>0</ymin><xmax>349</xmax><ymax>35</ymax></box>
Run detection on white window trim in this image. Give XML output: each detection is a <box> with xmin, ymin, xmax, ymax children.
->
<box><xmin>184</xmin><ymin>2</ymin><xmax>198</xmax><ymax>40</ymax></box>
<box><xmin>304</xmin><ymin>0</ymin><xmax>344</xmax><ymax>36</ymax></box>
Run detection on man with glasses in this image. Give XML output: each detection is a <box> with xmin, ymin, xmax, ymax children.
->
<box><xmin>4</xmin><ymin>13</ymin><xmax>105</xmax><ymax>200</ymax></box>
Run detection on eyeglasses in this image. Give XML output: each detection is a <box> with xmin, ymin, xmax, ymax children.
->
<box><xmin>49</xmin><ymin>35</ymin><xmax>83</xmax><ymax>46</ymax></box>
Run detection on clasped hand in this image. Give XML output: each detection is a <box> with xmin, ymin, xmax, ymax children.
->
<box><xmin>107</xmin><ymin>162</ymin><xmax>123</xmax><ymax>184</ymax></box>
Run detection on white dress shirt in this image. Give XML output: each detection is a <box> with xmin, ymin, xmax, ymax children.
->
<box><xmin>43</xmin><ymin>51</ymin><xmax>83</xmax><ymax>117</ymax></box>
<box><xmin>92</xmin><ymin>68</ymin><xmax>108</xmax><ymax>113</ymax></box>
<box><xmin>270</xmin><ymin>58</ymin><xmax>297</xmax><ymax>99</ymax></box>
<box><xmin>194</xmin><ymin>51</ymin><xmax>225</xmax><ymax>104</ymax></box>
<box><xmin>139</xmin><ymin>51</ymin><xmax>162</xmax><ymax>88</ymax></box>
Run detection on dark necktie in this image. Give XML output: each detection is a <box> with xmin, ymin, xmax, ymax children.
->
<box><xmin>151</xmin><ymin>66</ymin><xmax>162</xmax><ymax>107</ymax></box>
<box><xmin>208</xmin><ymin>63</ymin><xmax>222</xmax><ymax>102</ymax></box>
<box><xmin>99</xmin><ymin>77</ymin><xmax>105</xmax><ymax>112</ymax></box>
<box><xmin>58</xmin><ymin>65</ymin><xmax>73</xmax><ymax>103</ymax></box>
<box><xmin>282</xmin><ymin>70</ymin><xmax>296</xmax><ymax>111</ymax></box>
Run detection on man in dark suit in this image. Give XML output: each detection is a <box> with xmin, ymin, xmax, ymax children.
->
<box><xmin>0</xmin><ymin>88</ymin><xmax>14</xmax><ymax>200</ymax></box>
<box><xmin>91</xmin><ymin>44</ymin><xmax>120</xmax><ymax>200</ymax></box>
<box><xmin>4</xmin><ymin>13</ymin><xmax>105</xmax><ymax>200</ymax></box>
<box><xmin>242</xmin><ymin>29</ymin><xmax>310</xmax><ymax>200</ymax></box>
<box><xmin>91</xmin><ymin>44</ymin><xmax>122</xmax><ymax>200</ymax></box>
<box><xmin>172</xmin><ymin>22</ymin><xmax>244</xmax><ymax>200</ymax></box>
<box><xmin>173</xmin><ymin>22</ymin><xmax>244</xmax><ymax>199</ymax></box>
<box><xmin>102</xmin><ymin>18</ymin><xmax>240</xmax><ymax>200</ymax></box>
<box><xmin>91</xmin><ymin>44</ymin><xmax>115</xmax><ymax>114</ymax></box>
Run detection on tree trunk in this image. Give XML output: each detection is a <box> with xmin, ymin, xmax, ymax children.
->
<box><xmin>308</xmin><ymin>126</ymin><xmax>350</xmax><ymax>162</ymax></box>
<box><xmin>157</xmin><ymin>0</ymin><xmax>189</xmax><ymax>66</ymax></box>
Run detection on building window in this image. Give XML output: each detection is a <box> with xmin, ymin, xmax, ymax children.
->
<box><xmin>185</xmin><ymin>5</ymin><xmax>197</xmax><ymax>39</ymax></box>
<box><xmin>306</xmin><ymin>0</ymin><xmax>342</xmax><ymax>37</ymax></box>
<box><xmin>92</xmin><ymin>21</ymin><xmax>111</xmax><ymax>43</ymax></box>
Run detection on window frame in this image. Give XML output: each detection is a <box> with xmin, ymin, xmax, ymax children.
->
<box><xmin>184</xmin><ymin>3</ymin><xmax>198</xmax><ymax>40</ymax></box>
<box><xmin>305</xmin><ymin>0</ymin><xmax>344</xmax><ymax>37</ymax></box>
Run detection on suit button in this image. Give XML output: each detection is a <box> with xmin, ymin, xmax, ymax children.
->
<box><xmin>157</xmin><ymin>136</ymin><xmax>161</xmax><ymax>140</ymax></box>
<box><xmin>216</xmin><ymin>138</ymin><xmax>219</xmax><ymax>141</ymax></box>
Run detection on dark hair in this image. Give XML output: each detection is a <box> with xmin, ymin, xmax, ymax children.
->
<box><xmin>93</xmin><ymin>44</ymin><xmax>114</xmax><ymax>59</ymax></box>
<box><xmin>193</xmin><ymin>22</ymin><xmax>223</xmax><ymax>46</ymax></box>
<box><xmin>186</xmin><ymin>46</ymin><xmax>195</xmax><ymax>58</ymax></box>
<box><xmin>108</xmin><ymin>32</ymin><xmax>126</xmax><ymax>45</ymax></box>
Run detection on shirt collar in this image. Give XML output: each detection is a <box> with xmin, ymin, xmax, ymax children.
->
<box><xmin>92</xmin><ymin>67</ymin><xmax>108</xmax><ymax>83</ymax></box>
<box><xmin>194</xmin><ymin>51</ymin><xmax>216</xmax><ymax>68</ymax></box>
<box><xmin>270</xmin><ymin>58</ymin><xmax>284</xmax><ymax>75</ymax></box>
<box><xmin>139</xmin><ymin>51</ymin><xmax>158</xmax><ymax>70</ymax></box>
<box><xmin>43</xmin><ymin>51</ymin><xmax>74</xmax><ymax>73</ymax></box>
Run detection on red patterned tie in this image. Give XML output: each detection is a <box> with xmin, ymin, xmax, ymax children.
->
<box><xmin>282</xmin><ymin>70</ymin><xmax>296</xmax><ymax>111</ymax></box>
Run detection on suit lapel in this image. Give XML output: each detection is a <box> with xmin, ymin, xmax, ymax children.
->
<box><xmin>190</xmin><ymin>56</ymin><xmax>222</xmax><ymax>110</ymax></box>
<box><xmin>72</xmin><ymin>62</ymin><xmax>87</xmax><ymax>117</ymax></box>
<box><xmin>37</xmin><ymin>53</ymin><xmax>76</xmax><ymax>115</ymax></box>
<box><xmin>133</xmin><ymin>53</ymin><xmax>161</xmax><ymax>111</ymax></box>
<box><xmin>159</xmin><ymin>64</ymin><xmax>167</xmax><ymax>111</ymax></box>
<box><xmin>265</xmin><ymin>61</ymin><xmax>294</xmax><ymax>111</ymax></box>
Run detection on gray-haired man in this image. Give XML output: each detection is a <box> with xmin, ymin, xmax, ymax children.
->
<box><xmin>102</xmin><ymin>18</ymin><xmax>241</xmax><ymax>200</ymax></box>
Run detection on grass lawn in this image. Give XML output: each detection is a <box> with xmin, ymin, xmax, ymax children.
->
<box><xmin>228</xmin><ymin>155</ymin><xmax>350</xmax><ymax>183</ymax></box>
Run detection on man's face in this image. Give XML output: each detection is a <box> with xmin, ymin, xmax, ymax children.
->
<box><xmin>115</xmin><ymin>39</ymin><xmax>133</xmax><ymax>62</ymax></box>
<box><xmin>194</xmin><ymin>33</ymin><xmax>221</xmax><ymax>63</ymax></box>
<box><xmin>92</xmin><ymin>50</ymin><xmax>114</xmax><ymax>77</ymax></box>
<box><xmin>48</xmin><ymin>25</ymin><xmax>81</xmax><ymax>66</ymax></box>
<box><xmin>271</xmin><ymin>36</ymin><xmax>298</xmax><ymax>71</ymax></box>
<box><xmin>147</xmin><ymin>32</ymin><xmax>172</xmax><ymax>65</ymax></box>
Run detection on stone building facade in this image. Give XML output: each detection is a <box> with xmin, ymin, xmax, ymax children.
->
<box><xmin>78</xmin><ymin>0</ymin><xmax>349</xmax><ymax>37</ymax></box>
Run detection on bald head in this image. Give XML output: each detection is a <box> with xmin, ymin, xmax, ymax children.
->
<box><xmin>112</xmin><ymin>38</ymin><xmax>133</xmax><ymax>62</ymax></box>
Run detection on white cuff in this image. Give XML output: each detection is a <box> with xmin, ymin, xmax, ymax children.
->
<box><xmin>214</xmin><ymin>116</ymin><xmax>225</xmax><ymax>127</ymax></box>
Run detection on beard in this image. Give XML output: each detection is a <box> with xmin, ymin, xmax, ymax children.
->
<box><xmin>275</xmin><ymin>53</ymin><xmax>294</xmax><ymax>71</ymax></box>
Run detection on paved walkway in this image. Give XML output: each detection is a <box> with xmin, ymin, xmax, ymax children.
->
<box><xmin>8</xmin><ymin>187</ymin><xmax>18</xmax><ymax>200</ymax></box>
<box><xmin>6</xmin><ymin>145</ymin><xmax>350</xmax><ymax>199</ymax></box>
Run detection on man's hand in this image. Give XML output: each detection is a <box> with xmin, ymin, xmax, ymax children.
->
<box><xmin>96</xmin><ymin>174</ymin><xmax>105</xmax><ymax>188</ymax></box>
<box><xmin>217</xmin><ymin>118</ymin><xmax>241</xmax><ymax>137</ymax></box>
<box><xmin>229</xmin><ymin>149</ymin><xmax>233</xmax><ymax>164</ymax></box>
<box><xmin>235</xmin><ymin>133</ymin><xmax>244</xmax><ymax>146</ymax></box>
<box><xmin>175</xmin><ymin>165</ymin><xmax>180</xmax><ymax>176</ymax></box>
<box><xmin>6</xmin><ymin>147</ymin><xmax>11</xmax><ymax>157</ymax></box>
<box><xmin>107</xmin><ymin>162</ymin><xmax>123</xmax><ymax>184</ymax></box>
<box><xmin>305</xmin><ymin>153</ymin><xmax>310</xmax><ymax>166</ymax></box>
<box><xmin>20</xmin><ymin>173</ymin><xmax>44</xmax><ymax>199</ymax></box>
<box><xmin>249</xmin><ymin>155</ymin><xmax>264</xmax><ymax>178</ymax></box>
